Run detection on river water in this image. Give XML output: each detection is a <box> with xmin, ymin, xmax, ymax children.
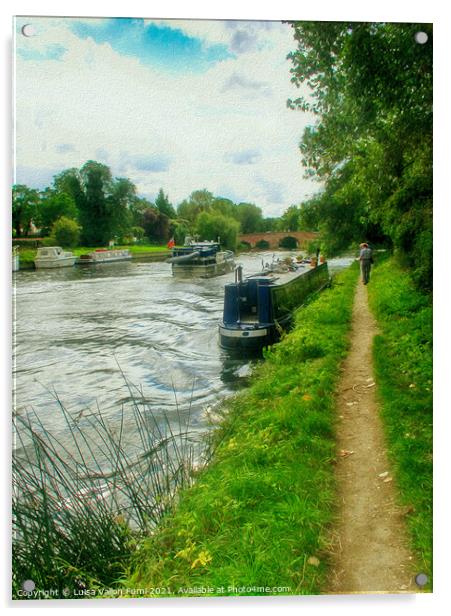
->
<box><xmin>12</xmin><ymin>252</ymin><xmax>354</xmax><ymax>455</ymax></box>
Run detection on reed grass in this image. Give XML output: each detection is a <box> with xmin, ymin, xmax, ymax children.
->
<box><xmin>12</xmin><ymin>373</ymin><xmax>206</xmax><ymax>599</ymax></box>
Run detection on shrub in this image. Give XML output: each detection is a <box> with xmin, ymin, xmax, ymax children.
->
<box><xmin>255</xmin><ymin>239</ymin><xmax>270</xmax><ymax>249</ymax></box>
<box><xmin>171</xmin><ymin>221</ymin><xmax>191</xmax><ymax>246</ymax></box>
<box><xmin>49</xmin><ymin>217</ymin><xmax>81</xmax><ymax>247</ymax></box>
<box><xmin>131</xmin><ymin>226</ymin><xmax>145</xmax><ymax>240</ymax></box>
<box><xmin>12</xmin><ymin>238</ymin><xmax>44</xmax><ymax>248</ymax></box>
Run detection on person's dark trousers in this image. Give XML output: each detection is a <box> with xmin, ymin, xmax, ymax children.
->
<box><xmin>361</xmin><ymin>260</ymin><xmax>371</xmax><ymax>284</ymax></box>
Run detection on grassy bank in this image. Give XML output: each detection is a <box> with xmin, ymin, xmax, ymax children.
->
<box><xmin>367</xmin><ymin>257</ymin><xmax>433</xmax><ymax>585</ymax></box>
<box><xmin>14</xmin><ymin>244</ymin><xmax>169</xmax><ymax>269</ymax></box>
<box><xmin>125</xmin><ymin>264</ymin><xmax>360</xmax><ymax>597</ymax></box>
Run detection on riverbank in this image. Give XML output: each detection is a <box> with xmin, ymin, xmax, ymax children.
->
<box><xmin>125</xmin><ymin>263</ymin><xmax>360</xmax><ymax>596</ymax></box>
<box><xmin>367</xmin><ymin>257</ymin><xmax>433</xmax><ymax>588</ymax></box>
<box><xmin>13</xmin><ymin>244</ymin><xmax>170</xmax><ymax>269</ymax></box>
<box><xmin>124</xmin><ymin>256</ymin><xmax>432</xmax><ymax>596</ymax></box>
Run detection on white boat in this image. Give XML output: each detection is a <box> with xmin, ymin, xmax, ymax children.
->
<box><xmin>77</xmin><ymin>249</ymin><xmax>132</xmax><ymax>264</ymax></box>
<box><xmin>34</xmin><ymin>246</ymin><xmax>76</xmax><ymax>269</ymax></box>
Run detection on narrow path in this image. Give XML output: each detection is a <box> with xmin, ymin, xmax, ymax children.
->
<box><xmin>327</xmin><ymin>281</ymin><xmax>415</xmax><ymax>594</ymax></box>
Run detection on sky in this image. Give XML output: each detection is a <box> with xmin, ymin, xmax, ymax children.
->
<box><xmin>13</xmin><ymin>16</ymin><xmax>320</xmax><ymax>217</ymax></box>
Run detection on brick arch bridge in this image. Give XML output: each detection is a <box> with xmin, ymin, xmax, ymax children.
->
<box><xmin>238</xmin><ymin>231</ymin><xmax>320</xmax><ymax>249</ymax></box>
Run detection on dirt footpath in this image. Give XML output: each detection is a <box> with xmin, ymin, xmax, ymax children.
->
<box><xmin>327</xmin><ymin>280</ymin><xmax>415</xmax><ymax>594</ymax></box>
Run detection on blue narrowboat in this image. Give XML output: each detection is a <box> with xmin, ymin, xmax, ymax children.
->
<box><xmin>219</xmin><ymin>261</ymin><xmax>330</xmax><ymax>351</ymax></box>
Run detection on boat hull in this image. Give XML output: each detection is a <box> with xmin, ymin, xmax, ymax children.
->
<box><xmin>77</xmin><ymin>250</ymin><xmax>132</xmax><ymax>264</ymax></box>
<box><xmin>34</xmin><ymin>257</ymin><xmax>76</xmax><ymax>269</ymax></box>
<box><xmin>219</xmin><ymin>324</ymin><xmax>275</xmax><ymax>352</ymax></box>
<box><xmin>172</xmin><ymin>259</ymin><xmax>235</xmax><ymax>278</ymax></box>
<box><xmin>219</xmin><ymin>263</ymin><xmax>329</xmax><ymax>352</ymax></box>
<box><xmin>169</xmin><ymin>242</ymin><xmax>235</xmax><ymax>278</ymax></box>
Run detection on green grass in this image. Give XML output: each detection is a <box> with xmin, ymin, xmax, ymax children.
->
<box><xmin>125</xmin><ymin>264</ymin><xmax>360</xmax><ymax>597</ymax></box>
<box><xmin>13</xmin><ymin>248</ymin><xmax>36</xmax><ymax>268</ymax></box>
<box><xmin>367</xmin><ymin>257</ymin><xmax>432</xmax><ymax>587</ymax></box>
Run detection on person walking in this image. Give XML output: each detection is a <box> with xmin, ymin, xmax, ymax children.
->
<box><xmin>359</xmin><ymin>242</ymin><xmax>373</xmax><ymax>285</ymax></box>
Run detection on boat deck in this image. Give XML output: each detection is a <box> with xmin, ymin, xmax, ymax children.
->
<box><xmin>248</xmin><ymin>264</ymin><xmax>310</xmax><ymax>285</ymax></box>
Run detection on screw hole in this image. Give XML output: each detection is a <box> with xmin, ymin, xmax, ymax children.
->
<box><xmin>415</xmin><ymin>572</ymin><xmax>428</xmax><ymax>587</ymax></box>
<box><xmin>414</xmin><ymin>31</ymin><xmax>428</xmax><ymax>45</ymax></box>
<box><xmin>22</xmin><ymin>579</ymin><xmax>35</xmax><ymax>592</ymax></box>
<box><xmin>21</xmin><ymin>24</ymin><xmax>37</xmax><ymax>37</ymax></box>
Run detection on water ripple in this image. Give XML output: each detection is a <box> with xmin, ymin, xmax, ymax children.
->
<box><xmin>13</xmin><ymin>252</ymin><xmax>351</xmax><ymax>454</ymax></box>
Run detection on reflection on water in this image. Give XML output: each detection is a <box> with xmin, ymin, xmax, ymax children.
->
<box><xmin>12</xmin><ymin>252</ymin><xmax>354</xmax><ymax>454</ymax></box>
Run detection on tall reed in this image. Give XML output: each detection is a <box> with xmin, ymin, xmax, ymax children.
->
<box><xmin>12</xmin><ymin>375</ymin><xmax>206</xmax><ymax>598</ymax></box>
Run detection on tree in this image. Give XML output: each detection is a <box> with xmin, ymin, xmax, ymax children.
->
<box><xmin>155</xmin><ymin>188</ymin><xmax>176</xmax><ymax>219</ymax></box>
<box><xmin>235</xmin><ymin>202</ymin><xmax>263</xmax><ymax>233</ymax></box>
<box><xmin>129</xmin><ymin>196</ymin><xmax>153</xmax><ymax>227</ymax></box>
<box><xmin>131</xmin><ymin>226</ymin><xmax>145</xmax><ymax>241</ymax></box>
<box><xmin>80</xmin><ymin>161</ymin><xmax>114</xmax><ymax>245</ymax></box>
<box><xmin>195</xmin><ymin>211</ymin><xmax>239</xmax><ymax>250</ymax></box>
<box><xmin>176</xmin><ymin>191</ymin><xmax>266</xmax><ymax>237</ymax></box>
<box><xmin>53</xmin><ymin>161</ymin><xmax>137</xmax><ymax>246</ymax></box>
<box><xmin>108</xmin><ymin>177</ymin><xmax>136</xmax><ymax>239</ymax></box>
<box><xmin>12</xmin><ymin>185</ymin><xmax>40</xmax><ymax>237</ymax></box>
<box><xmin>261</xmin><ymin>217</ymin><xmax>279</xmax><ymax>232</ymax></box>
<box><xmin>142</xmin><ymin>207</ymin><xmax>170</xmax><ymax>243</ymax></box>
<box><xmin>279</xmin><ymin>205</ymin><xmax>301</xmax><ymax>232</ymax></box>
<box><xmin>298</xmin><ymin>162</ymin><xmax>382</xmax><ymax>254</ymax></box>
<box><xmin>211</xmin><ymin>197</ymin><xmax>235</xmax><ymax>219</ymax></box>
<box><xmin>171</xmin><ymin>220</ymin><xmax>191</xmax><ymax>246</ymax></box>
<box><xmin>49</xmin><ymin>216</ymin><xmax>81</xmax><ymax>247</ymax></box>
<box><xmin>177</xmin><ymin>189</ymin><xmax>214</xmax><ymax>223</ymax></box>
<box><xmin>36</xmin><ymin>188</ymin><xmax>78</xmax><ymax>236</ymax></box>
<box><xmin>287</xmin><ymin>21</ymin><xmax>432</xmax><ymax>288</ymax></box>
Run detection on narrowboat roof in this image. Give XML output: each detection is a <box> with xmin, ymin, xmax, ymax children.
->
<box><xmin>244</xmin><ymin>264</ymin><xmax>313</xmax><ymax>286</ymax></box>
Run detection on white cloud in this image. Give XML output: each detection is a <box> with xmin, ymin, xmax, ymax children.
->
<box><xmin>14</xmin><ymin>17</ymin><xmax>320</xmax><ymax>215</ymax></box>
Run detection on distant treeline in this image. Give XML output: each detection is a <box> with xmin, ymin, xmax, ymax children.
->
<box><xmin>12</xmin><ymin>162</ymin><xmax>314</xmax><ymax>251</ymax></box>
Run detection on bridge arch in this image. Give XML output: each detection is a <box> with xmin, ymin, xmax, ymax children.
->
<box><xmin>278</xmin><ymin>235</ymin><xmax>299</xmax><ymax>249</ymax></box>
<box><xmin>238</xmin><ymin>231</ymin><xmax>320</xmax><ymax>250</ymax></box>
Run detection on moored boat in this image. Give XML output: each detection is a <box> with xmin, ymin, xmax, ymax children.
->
<box><xmin>34</xmin><ymin>246</ymin><xmax>76</xmax><ymax>269</ymax></box>
<box><xmin>77</xmin><ymin>248</ymin><xmax>132</xmax><ymax>264</ymax></box>
<box><xmin>166</xmin><ymin>237</ymin><xmax>235</xmax><ymax>278</ymax></box>
<box><xmin>219</xmin><ymin>259</ymin><xmax>330</xmax><ymax>351</ymax></box>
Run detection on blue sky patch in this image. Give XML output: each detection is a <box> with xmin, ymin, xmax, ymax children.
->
<box><xmin>226</xmin><ymin>149</ymin><xmax>261</xmax><ymax>165</ymax></box>
<box><xmin>119</xmin><ymin>153</ymin><xmax>172</xmax><ymax>173</ymax></box>
<box><xmin>18</xmin><ymin>43</ymin><xmax>67</xmax><ymax>62</ymax></box>
<box><xmin>55</xmin><ymin>143</ymin><xmax>76</xmax><ymax>154</ymax></box>
<box><xmin>70</xmin><ymin>18</ymin><xmax>233</xmax><ymax>72</ymax></box>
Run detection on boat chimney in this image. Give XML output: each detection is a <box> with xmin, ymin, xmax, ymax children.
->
<box><xmin>235</xmin><ymin>265</ymin><xmax>243</xmax><ymax>283</ymax></box>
